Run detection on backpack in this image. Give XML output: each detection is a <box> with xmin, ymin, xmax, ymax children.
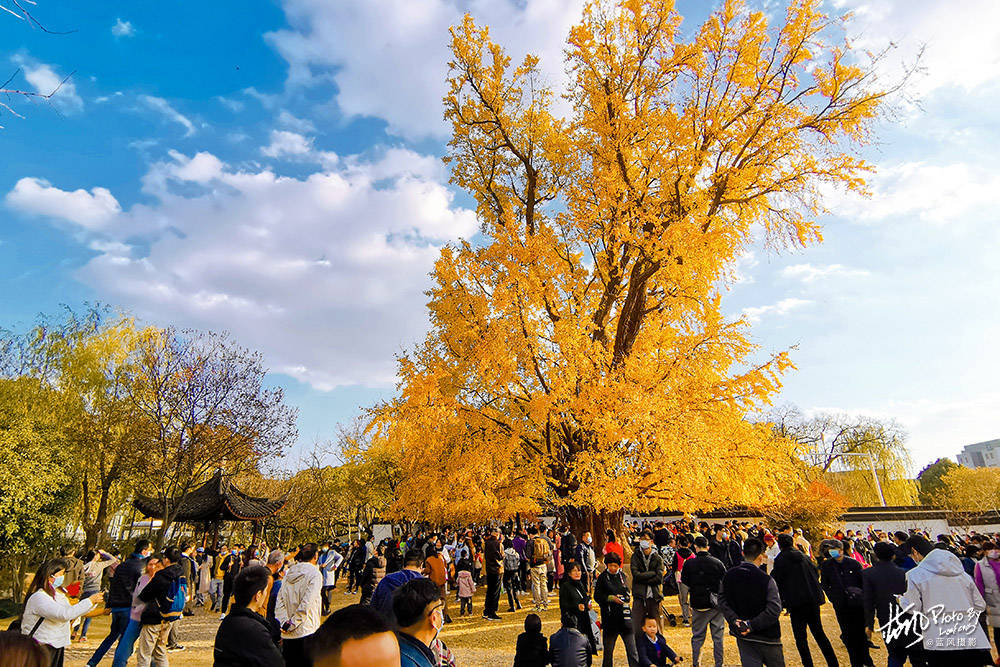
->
<box><xmin>160</xmin><ymin>576</ymin><xmax>187</xmax><ymax>622</ymax></box>
<box><xmin>531</xmin><ymin>537</ymin><xmax>550</xmax><ymax>566</ymax></box>
<box><xmin>504</xmin><ymin>550</ymin><xmax>520</xmax><ymax>572</ymax></box>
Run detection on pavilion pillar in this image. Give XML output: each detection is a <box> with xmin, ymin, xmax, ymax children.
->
<box><xmin>250</xmin><ymin>520</ymin><xmax>260</xmax><ymax>546</ymax></box>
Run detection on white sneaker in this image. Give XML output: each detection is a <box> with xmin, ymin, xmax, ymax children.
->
<box><xmin>219</xmin><ymin>613</ymin><xmax>226</xmax><ymax>620</ymax></box>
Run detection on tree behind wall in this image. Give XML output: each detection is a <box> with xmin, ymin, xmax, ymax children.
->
<box><xmin>375</xmin><ymin>0</ymin><xmax>895</xmax><ymax>537</ymax></box>
<box><xmin>916</xmin><ymin>457</ymin><xmax>958</xmax><ymax>506</ymax></box>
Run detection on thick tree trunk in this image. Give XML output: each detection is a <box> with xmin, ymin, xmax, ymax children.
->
<box><xmin>83</xmin><ymin>484</ymin><xmax>113</xmax><ymax>550</ymax></box>
<box><xmin>562</xmin><ymin>506</ymin><xmax>625</xmax><ymax>558</ymax></box>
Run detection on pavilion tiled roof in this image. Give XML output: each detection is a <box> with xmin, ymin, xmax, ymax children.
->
<box><xmin>133</xmin><ymin>471</ymin><xmax>287</xmax><ymax>522</ymax></box>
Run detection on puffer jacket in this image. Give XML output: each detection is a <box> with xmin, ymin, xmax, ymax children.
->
<box><xmin>974</xmin><ymin>557</ymin><xmax>1000</xmax><ymax>627</ymax></box>
<box><xmin>900</xmin><ymin>548</ymin><xmax>989</xmax><ymax>651</ymax></box>
<box><xmin>274</xmin><ymin>560</ymin><xmax>322</xmax><ymax>639</ymax></box>
<box><xmin>107</xmin><ymin>553</ymin><xmax>146</xmax><ymax>608</ymax></box>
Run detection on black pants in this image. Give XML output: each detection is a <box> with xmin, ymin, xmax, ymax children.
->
<box><xmin>484</xmin><ymin>571</ymin><xmax>502</xmax><ymax>616</ymax></box>
<box><xmin>221</xmin><ymin>578</ymin><xmax>234</xmax><ymax>613</ymax></box>
<box><xmin>602</xmin><ymin>625</ymin><xmax>639</xmax><ymax>667</ymax></box>
<box><xmin>283</xmin><ymin>636</ymin><xmax>312</xmax><ymax>667</ymax></box>
<box><xmin>736</xmin><ymin>638</ymin><xmax>786</xmax><ymax>667</ymax></box>
<box><xmin>505</xmin><ymin>571</ymin><xmax>521</xmax><ymax>610</ymax></box>
<box><xmin>833</xmin><ymin>602</ymin><xmax>872</xmax><ymax>667</ymax></box>
<box><xmin>789</xmin><ymin>604</ymin><xmax>839</xmax><ymax>667</ymax></box>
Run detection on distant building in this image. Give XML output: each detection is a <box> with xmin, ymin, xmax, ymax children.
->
<box><xmin>957</xmin><ymin>439</ymin><xmax>1000</xmax><ymax>468</ymax></box>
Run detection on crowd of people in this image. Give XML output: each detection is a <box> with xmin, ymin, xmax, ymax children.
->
<box><xmin>6</xmin><ymin>518</ymin><xmax>1000</xmax><ymax>667</ymax></box>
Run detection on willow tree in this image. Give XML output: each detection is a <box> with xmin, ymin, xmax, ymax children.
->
<box><xmin>375</xmin><ymin>0</ymin><xmax>893</xmax><ymax>538</ymax></box>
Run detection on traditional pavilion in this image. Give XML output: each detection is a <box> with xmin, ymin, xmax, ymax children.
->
<box><xmin>133</xmin><ymin>471</ymin><xmax>288</xmax><ymax>547</ymax></box>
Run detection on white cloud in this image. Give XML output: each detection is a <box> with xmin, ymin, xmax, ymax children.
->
<box><xmin>265</xmin><ymin>0</ymin><xmax>584</xmax><ymax>139</ymax></box>
<box><xmin>261</xmin><ymin>130</ymin><xmax>314</xmax><ymax>158</ymax></box>
<box><xmin>6</xmin><ymin>178</ymin><xmax>121</xmax><ymax>229</ymax></box>
<box><xmin>741</xmin><ymin>298</ymin><xmax>813</xmax><ymax>324</ymax></box>
<box><xmin>781</xmin><ymin>264</ymin><xmax>870</xmax><ymax>283</ymax></box>
<box><xmin>10</xmin><ymin>55</ymin><xmax>82</xmax><ymax>113</ymax></box>
<box><xmin>139</xmin><ymin>95</ymin><xmax>195</xmax><ymax>136</ymax></box>
<box><xmin>111</xmin><ymin>18</ymin><xmax>135</xmax><ymax>37</ymax></box>
<box><xmin>835</xmin><ymin>0</ymin><xmax>1000</xmax><ymax>98</ymax></box>
<box><xmin>15</xmin><ymin>149</ymin><xmax>478</xmax><ymax>390</ymax></box>
<box><xmin>808</xmin><ymin>392</ymin><xmax>1000</xmax><ymax>471</ymax></box>
<box><xmin>830</xmin><ymin>162</ymin><xmax>1000</xmax><ymax>224</ymax></box>
<box><xmin>216</xmin><ymin>96</ymin><xmax>245</xmax><ymax>112</ymax></box>
<box><xmin>277</xmin><ymin>110</ymin><xmax>316</xmax><ymax>133</ymax></box>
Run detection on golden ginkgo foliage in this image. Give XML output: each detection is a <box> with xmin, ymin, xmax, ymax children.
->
<box><xmin>374</xmin><ymin>0</ymin><xmax>894</xmax><ymax>529</ymax></box>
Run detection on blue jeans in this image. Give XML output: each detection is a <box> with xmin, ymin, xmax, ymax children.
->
<box><xmin>79</xmin><ymin>587</ymin><xmax>101</xmax><ymax>638</ymax></box>
<box><xmin>111</xmin><ymin>618</ymin><xmax>141</xmax><ymax>667</ymax></box>
<box><xmin>88</xmin><ymin>608</ymin><xmax>130</xmax><ymax>665</ymax></box>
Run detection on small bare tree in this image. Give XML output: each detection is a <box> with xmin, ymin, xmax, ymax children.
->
<box><xmin>127</xmin><ymin>328</ymin><xmax>299</xmax><ymax>547</ymax></box>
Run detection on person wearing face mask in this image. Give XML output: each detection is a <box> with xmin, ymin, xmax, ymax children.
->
<box><xmin>317</xmin><ymin>541</ymin><xmax>340</xmax><ymax>615</ymax></box>
<box><xmin>709</xmin><ymin>527</ymin><xmax>743</xmax><ymax>570</ymax></box>
<box><xmin>20</xmin><ymin>559</ymin><xmax>103</xmax><ymax>666</ymax></box>
<box><xmin>632</xmin><ymin>530</ymin><xmax>666</xmax><ymax>636</ymax></box>
<box><xmin>394</xmin><ymin>579</ymin><xmax>445</xmax><ymax>667</ymax></box>
<box><xmin>212</xmin><ymin>565</ymin><xmax>284</xmax><ymax>666</ymax></box>
<box><xmin>819</xmin><ymin>539</ymin><xmax>870</xmax><ymax>667</ymax></box>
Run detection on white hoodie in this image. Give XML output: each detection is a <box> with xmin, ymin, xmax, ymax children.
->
<box><xmin>275</xmin><ymin>560</ymin><xmax>323</xmax><ymax>639</ymax></box>
<box><xmin>900</xmin><ymin>548</ymin><xmax>989</xmax><ymax>651</ymax></box>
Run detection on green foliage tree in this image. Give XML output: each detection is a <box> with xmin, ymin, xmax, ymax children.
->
<box><xmin>916</xmin><ymin>457</ymin><xmax>958</xmax><ymax>506</ymax></box>
<box><xmin>0</xmin><ymin>378</ymin><xmax>77</xmax><ymax>602</ymax></box>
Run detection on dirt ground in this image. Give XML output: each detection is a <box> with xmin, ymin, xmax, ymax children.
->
<box><xmin>55</xmin><ymin>586</ymin><xmax>886</xmax><ymax>667</ymax></box>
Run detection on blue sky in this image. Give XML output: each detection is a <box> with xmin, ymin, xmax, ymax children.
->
<box><xmin>1</xmin><ymin>0</ymin><xmax>998</xmax><ymax>471</ymax></box>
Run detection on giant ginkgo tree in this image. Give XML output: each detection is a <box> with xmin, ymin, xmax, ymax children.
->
<box><xmin>373</xmin><ymin>0</ymin><xmax>896</xmax><ymax>539</ymax></box>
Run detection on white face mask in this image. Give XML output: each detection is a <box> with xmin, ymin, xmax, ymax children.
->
<box><xmin>988</xmin><ymin>550</ymin><xmax>1000</xmax><ymax>560</ymax></box>
<box><xmin>431</xmin><ymin>607</ymin><xmax>443</xmax><ymax>643</ymax></box>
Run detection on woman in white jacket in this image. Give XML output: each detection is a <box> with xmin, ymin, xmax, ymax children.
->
<box><xmin>21</xmin><ymin>558</ymin><xmax>104</xmax><ymax>666</ymax></box>
<box><xmin>900</xmin><ymin>537</ymin><xmax>992</xmax><ymax>667</ymax></box>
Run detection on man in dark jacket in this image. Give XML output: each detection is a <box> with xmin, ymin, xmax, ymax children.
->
<box><xmin>771</xmin><ymin>534</ymin><xmax>838</xmax><ymax>667</ymax></box>
<box><xmin>484</xmin><ymin>527</ymin><xmax>504</xmax><ymax>621</ymax></box>
<box><xmin>719</xmin><ymin>538</ymin><xmax>784</xmax><ymax>667</ymax></box>
<box><xmin>681</xmin><ymin>536</ymin><xmax>727</xmax><ymax>667</ymax></box>
<box><xmin>863</xmin><ymin>542</ymin><xmax>922</xmax><ymax>667</ymax></box>
<box><xmin>820</xmin><ymin>540</ymin><xmax>870</xmax><ymax>667</ymax></box>
<box><xmin>135</xmin><ymin>547</ymin><xmax>185</xmax><ymax>666</ymax></box>
<box><xmin>594</xmin><ymin>552</ymin><xmax>639</xmax><ymax>667</ymax></box>
<box><xmin>551</xmin><ymin>611</ymin><xmax>591</xmax><ymax>667</ymax></box>
<box><xmin>214</xmin><ymin>565</ymin><xmax>284</xmax><ymax>666</ymax></box>
<box><xmin>709</xmin><ymin>527</ymin><xmax>743</xmax><ymax>569</ymax></box>
<box><xmin>87</xmin><ymin>539</ymin><xmax>151</xmax><ymax>667</ymax></box>
<box><xmin>631</xmin><ymin>530</ymin><xmax>665</xmax><ymax>635</ymax></box>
